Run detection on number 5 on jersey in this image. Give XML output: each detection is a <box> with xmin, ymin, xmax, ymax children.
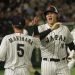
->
<box><xmin>17</xmin><ymin>44</ymin><xmax>24</xmax><ymax>57</ymax></box>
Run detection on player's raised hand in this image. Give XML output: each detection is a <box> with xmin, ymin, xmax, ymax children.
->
<box><xmin>51</xmin><ymin>22</ymin><xmax>61</xmax><ymax>30</ymax></box>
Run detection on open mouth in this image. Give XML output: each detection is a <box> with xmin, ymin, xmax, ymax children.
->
<box><xmin>49</xmin><ymin>17</ymin><xmax>52</xmax><ymax>20</ymax></box>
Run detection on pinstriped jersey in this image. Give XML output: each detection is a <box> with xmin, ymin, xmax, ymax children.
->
<box><xmin>0</xmin><ymin>33</ymin><xmax>40</xmax><ymax>69</ymax></box>
<box><xmin>38</xmin><ymin>23</ymin><xmax>73</xmax><ymax>59</ymax></box>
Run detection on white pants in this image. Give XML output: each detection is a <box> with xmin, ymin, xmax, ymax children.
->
<box><xmin>4</xmin><ymin>67</ymin><xmax>30</xmax><ymax>75</ymax></box>
<box><xmin>68</xmin><ymin>58</ymin><xmax>75</xmax><ymax>70</ymax></box>
<box><xmin>41</xmin><ymin>59</ymin><xmax>71</xmax><ymax>75</ymax></box>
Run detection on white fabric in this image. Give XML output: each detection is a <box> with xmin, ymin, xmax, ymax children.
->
<box><xmin>38</xmin><ymin>23</ymin><xmax>73</xmax><ymax>59</ymax></box>
<box><xmin>41</xmin><ymin>60</ymin><xmax>70</xmax><ymax>75</ymax></box>
<box><xmin>0</xmin><ymin>33</ymin><xmax>40</xmax><ymax>70</ymax></box>
<box><xmin>4</xmin><ymin>67</ymin><xmax>30</xmax><ymax>75</ymax></box>
<box><xmin>38</xmin><ymin>22</ymin><xmax>73</xmax><ymax>75</ymax></box>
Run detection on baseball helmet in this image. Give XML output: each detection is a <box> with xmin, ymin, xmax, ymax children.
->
<box><xmin>11</xmin><ymin>16</ymin><xmax>25</xmax><ymax>29</ymax></box>
<box><xmin>44</xmin><ymin>6</ymin><xmax>58</xmax><ymax>15</ymax></box>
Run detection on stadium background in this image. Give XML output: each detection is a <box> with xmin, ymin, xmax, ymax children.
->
<box><xmin>0</xmin><ymin>0</ymin><xmax>75</xmax><ymax>75</ymax></box>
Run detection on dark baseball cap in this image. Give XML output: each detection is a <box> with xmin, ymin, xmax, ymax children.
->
<box><xmin>11</xmin><ymin>16</ymin><xmax>25</xmax><ymax>28</ymax></box>
<box><xmin>44</xmin><ymin>6</ymin><xmax>58</xmax><ymax>15</ymax></box>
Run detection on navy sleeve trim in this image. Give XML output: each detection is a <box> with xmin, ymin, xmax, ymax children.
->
<box><xmin>34</xmin><ymin>25</ymin><xmax>52</xmax><ymax>40</ymax></box>
<box><xmin>66</xmin><ymin>41</ymin><xmax>75</xmax><ymax>51</ymax></box>
<box><xmin>39</xmin><ymin>29</ymin><xmax>51</xmax><ymax>40</ymax></box>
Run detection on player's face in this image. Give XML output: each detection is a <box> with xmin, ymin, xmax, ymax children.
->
<box><xmin>46</xmin><ymin>12</ymin><xmax>58</xmax><ymax>26</ymax></box>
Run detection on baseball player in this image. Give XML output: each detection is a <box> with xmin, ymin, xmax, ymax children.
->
<box><xmin>36</xmin><ymin>5</ymin><xmax>75</xmax><ymax>75</ymax></box>
<box><xmin>68</xmin><ymin>28</ymin><xmax>75</xmax><ymax>70</ymax></box>
<box><xmin>0</xmin><ymin>16</ymin><xmax>40</xmax><ymax>75</ymax></box>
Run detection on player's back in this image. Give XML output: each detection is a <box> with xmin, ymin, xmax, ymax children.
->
<box><xmin>0</xmin><ymin>33</ymin><xmax>37</xmax><ymax>69</ymax></box>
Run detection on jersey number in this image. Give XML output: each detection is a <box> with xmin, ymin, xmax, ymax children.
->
<box><xmin>17</xmin><ymin>44</ymin><xmax>24</xmax><ymax>57</ymax></box>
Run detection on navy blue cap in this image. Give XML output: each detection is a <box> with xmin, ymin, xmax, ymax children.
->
<box><xmin>11</xmin><ymin>16</ymin><xmax>25</xmax><ymax>28</ymax></box>
<box><xmin>44</xmin><ymin>6</ymin><xmax>58</xmax><ymax>15</ymax></box>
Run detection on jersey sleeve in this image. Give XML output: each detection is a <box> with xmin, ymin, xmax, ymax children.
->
<box><xmin>65</xmin><ymin>27</ymin><xmax>73</xmax><ymax>44</ymax></box>
<box><xmin>0</xmin><ymin>36</ymin><xmax>8</xmax><ymax>60</ymax></box>
<box><xmin>34</xmin><ymin>25</ymin><xmax>52</xmax><ymax>40</ymax></box>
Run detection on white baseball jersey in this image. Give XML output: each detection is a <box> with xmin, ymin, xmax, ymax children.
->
<box><xmin>0</xmin><ymin>33</ymin><xmax>40</xmax><ymax>70</ymax></box>
<box><xmin>38</xmin><ymin>22</ymin><xmax>72</xmax><ymax>75</ymax></box>
<box><xmin>38</xmin><ymin>23</ymin><xmax>73</xmax><ymax>59</ymax></box>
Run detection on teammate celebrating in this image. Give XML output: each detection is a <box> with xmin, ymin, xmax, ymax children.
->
<box><xmin>36</xmin><ymin>5</ymin><xmax>75</xmax><ymax>75</ymax></box>
<box><xmin>0</xmin><ymin>16</ymin><xmax>41</xmax><ymax>75</ymax></box>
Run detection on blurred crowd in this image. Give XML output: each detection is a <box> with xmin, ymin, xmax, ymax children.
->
<box><xmin>0</xmin><ymin>0</ymin><xmax>75</xmax><ymax>37</ymax></box>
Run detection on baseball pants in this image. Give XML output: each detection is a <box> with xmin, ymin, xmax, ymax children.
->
<box><xmin>41</xmin><ymin>58</ymin><xmax>71</xmax><ymax>75</ymax></box>
<box><xmin>4</xmin><ymin>67</ymin><xmax>30</xmax><ymax>75</ymax></box>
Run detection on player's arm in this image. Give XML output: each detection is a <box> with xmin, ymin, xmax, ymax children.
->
<box><xmin>66</xmin><ymin>41</ymin><xmax>75</xmax><ymax>51</ymax></box>
<box><xmin>34</xmin><ymin>24</ymin><xmax>59</xmax><ymax>40</ymax></box>
<box><xmin>66</xmin><ymin>41</ymin><xmax>75</xmax><ymax>58</ymax></box>
<box><xmin>29</xmin><ymin>38</ymin><xmax>41</xmax><ymax>75</ymax></box>
<box><xmin>34</xmin><ymin>28</ymin><xmax>52</xmax><ymax>40</ymax></box>
<box><xmin>0</xmin><ymin>36</ymin><xmax>7</xmax><ymax>60</ymax></box>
